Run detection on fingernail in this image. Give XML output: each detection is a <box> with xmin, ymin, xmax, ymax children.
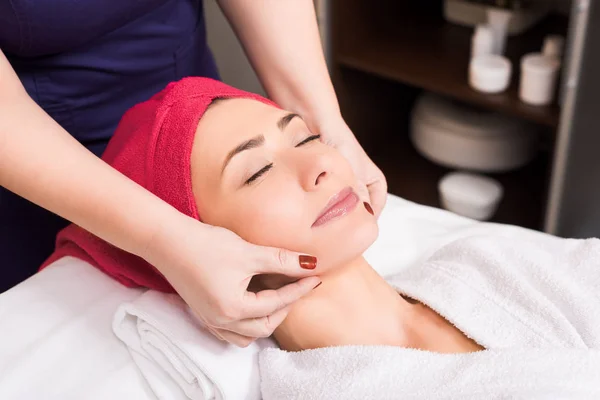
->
<box><xmin>364</xmin><ymin>202</ymin><xmax>374</xmax><ymax>215</ymax></box>
<box><xmin>299</xmin><ymin>255</ymin><xmax>317</xmax><ymax>270</ymax></box>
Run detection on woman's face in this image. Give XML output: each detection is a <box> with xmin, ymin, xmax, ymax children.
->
<box><xmin>191</xmin><ymin>98</ymin><xmax>378</xmax><ymax>271</ymax></box>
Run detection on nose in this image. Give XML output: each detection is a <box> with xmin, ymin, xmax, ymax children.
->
<box><xmin>299</xmin><ymin>150</ymin><xmax>332</xmax><ymax>192</ymax></box>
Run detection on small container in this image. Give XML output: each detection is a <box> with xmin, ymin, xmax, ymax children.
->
<box><xmin>542</xmin><ymin>34</ymin><xmax>565</xmax><ymax>59</ymax></box>
<box><xmin>438</xmin><ymin>172</ymin><xmax>504</xmax><ymax>221</ymax></box>
<box><xmin>469</xmin><ymin>55</ymin><xmax>512</xmax><ymax>93</ymax></box>
<box><xmin>519</xmin><ymin>53</ymin><xmax>561</xmax><ymax>106</ymax></box>
<box><xmin>444</xmin><ymin>0</ymin><xmax>549</xmax><ymax>36</ymax></box>
<box><xmin>487</xmin><ymin>8</ymin><xmax>512</xmax><ymax>55</ymax></box>
<box><xmin>472</xmin><ymin>24</ymin><xmax>495</xmax><ymax>58</ymax></box>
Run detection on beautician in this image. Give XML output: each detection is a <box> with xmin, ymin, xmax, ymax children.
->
<box><xmin>0</xmin><ymin>0</ymin><xmax>386</xmax><ymax>345</ymax></box>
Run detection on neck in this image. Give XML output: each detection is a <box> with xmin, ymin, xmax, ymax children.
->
<box><xmin>273</xmin><ymin>257</ymin><xmax>417</xmax><ymax>351</ymax></box>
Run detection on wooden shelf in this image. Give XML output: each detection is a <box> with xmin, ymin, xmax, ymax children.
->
<box><xmin>335</xmin><ymin>12</ymin><xmax>566</xmax><ymax>128</ymax></box>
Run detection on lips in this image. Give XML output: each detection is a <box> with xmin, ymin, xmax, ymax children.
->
<box><xmin>312</xmin><ymin>186</ymin><xmax>359</xmax><ymax>227</ymax></box>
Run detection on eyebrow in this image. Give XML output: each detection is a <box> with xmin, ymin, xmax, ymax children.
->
<box><xmin>221</xmin><ymin>113</ymin><xmax>301</xmax><ymax>174</ymax></box>
<box><xmin>277</xmin><ymin>113</ymin><xmax>300</xmax><ymax>131</ymax></box>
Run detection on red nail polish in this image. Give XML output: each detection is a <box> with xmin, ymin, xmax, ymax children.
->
<box><xmin>364</xmin><ymin>202</ymin><xmax>374</xmax><ymax>215</ymax></box>
<box><xmin>299</xmin><ymin>255</ymin><xmax>317</xmax><ymax>270</ymax></box>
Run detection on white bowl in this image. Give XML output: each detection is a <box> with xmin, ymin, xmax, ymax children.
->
<box><xmin>438</xmin><ymin>172</ymin><xmax>503</xmax><ymax>221</ymax></box>
<box><xmin>410</xmin><ymin>93</ymin><xmax>538</xmax><ymax>173</ymax></box>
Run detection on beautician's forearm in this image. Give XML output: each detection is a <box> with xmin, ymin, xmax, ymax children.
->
<box><xmin>218</xmin><ymin>0</ymin><xmax>339</xmax><ymax>130</ymax></box>
<box><xmin>0</xmin><ymin>50</ymin><xmax>189</xmax><ymax>260</ymax></box>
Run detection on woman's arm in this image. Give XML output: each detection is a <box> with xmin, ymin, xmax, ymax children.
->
<box><xmin>0</xmin><ymin>49</ymin><xmax>319</xmax><ymax>345</ymax></box>
<box><xmin>0</xmin><ymin>50</ymin><xmax>170</xmax><ymax>256</ymax></box>
<box><xmin>217</xmin><ymin>0</ymin><xmax>388</xmax><ymax>214</ymax></box>
<box><xmin>217</xmin><ymin>0</ymin><xmax>336</xmax><ymax>130</ymax></box>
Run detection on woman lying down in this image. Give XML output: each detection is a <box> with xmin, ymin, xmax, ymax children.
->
<box><xmin>44</xmin><ymin>78</ymin><xmax>600</xmax><ymax>399</ymax></box>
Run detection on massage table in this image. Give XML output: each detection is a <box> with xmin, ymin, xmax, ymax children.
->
<box><xmin>0</xmin><ymin>194</ymin><xmax>546</xmax><ymax>398</ymax></box>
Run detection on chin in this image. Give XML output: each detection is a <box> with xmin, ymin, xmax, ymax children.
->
<box><xmin>314</xmin><ymin>218</ymin><xmax>379</xmax><ymax>271</ymax></box>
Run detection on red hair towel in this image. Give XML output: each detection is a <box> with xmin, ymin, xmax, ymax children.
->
<box><xmin>41</xmin><ymin>77</ymin><xmax>277</xmax><ymax>292</ymax></box>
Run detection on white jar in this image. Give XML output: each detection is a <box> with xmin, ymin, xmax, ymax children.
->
<box><xmin>486</xmin><ymin>8</ymin><xmax>512</xmax><ymax>55</ymax></box>
<box><xmin>542</xmin><ymin>35</ymin><xmax>565</xmax><ymax>59</ymax></box>
<box><xmin>469</xmin><ymin>55</ymin><xmax>512</xmax><ymax>93</ymax></box>
<box><xmin>438</xmin><ymin>172</ymin><xmax>504</xmax><ymax>221</ymax></box>
<box><xmin>519</xmin><ymin>53</ymin><xmax>561</xmax><ymax>106</ymax></box>
<box><xmin>472</xmin><ymin>24</ymin><xmax>495</xmax><ymax>58</ymax></box>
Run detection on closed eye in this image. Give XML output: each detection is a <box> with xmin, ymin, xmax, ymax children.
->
<box><xmin>295</xmin><ymin>134</ymin><xmax>321</xmax><ymax>147</ymax></box>
<box><xmin>245</xmin><ymin>163</ymin><xmax>273</xmax><ymax>185</ymax></box>
<box><xmin>244</xmin><ymin>135</ymin><xmax>320</xmax><ymax>186</ymax></box>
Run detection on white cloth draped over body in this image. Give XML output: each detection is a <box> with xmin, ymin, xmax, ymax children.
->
<box><xmin>260</xmin><ymin>235</ymin><xmax>600</xmax><ymax>400</ymax></box>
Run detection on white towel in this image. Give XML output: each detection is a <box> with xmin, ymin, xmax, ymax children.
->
<box><xmin>113</xmin><ymin>290</ymin><xmax>276</xmax><ymax>400</ymax></box>
<box><xmin>260</xmin><ymin>235</ymin><xmax>600</xmax><ymax>399</ymax></box>
<box><xmin>260</xmin><ymin>346</ymin><xmax>600</xmax><ymax>399</ymax></box>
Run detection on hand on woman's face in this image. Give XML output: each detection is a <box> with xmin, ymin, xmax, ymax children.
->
<box><xmin>191</xmin><ymin>98</ymin><xmax>378</xmax><ymax>272</ymax></box>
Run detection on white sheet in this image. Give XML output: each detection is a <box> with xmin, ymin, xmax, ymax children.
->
<box><xmin>0</xmin><ymin>195</ymin><xmax>550</xmax><ymax>399</ymax></box>
<box><xmin>0</xmin><ymin>257</ymin><xmax>153</xmax><ymax>400</ymax></box>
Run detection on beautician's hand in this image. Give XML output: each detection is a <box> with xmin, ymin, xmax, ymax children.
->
<box><xmin>319</xmin><ymin>118</ymin><xmax>388</xmax><ymax>217</ymax></box>
<box><xmin>144</xmin><ymin>214</ymin><xmax>321</xmax><ymax>347</ymax></box>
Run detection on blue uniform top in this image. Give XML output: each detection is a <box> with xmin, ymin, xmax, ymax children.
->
<box><xmin>1</xmin><ymin>0</ymin><xmax>219</xmax><ymax>153</ymax></box>
<box><xmin>0</xmin><ymin>0</ymin><xmax>220</xmax><ymax>290</ymax></box>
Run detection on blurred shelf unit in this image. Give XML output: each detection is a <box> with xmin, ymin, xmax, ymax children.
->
<box><xmin>329</xmin><ymin>0</ymin><xmax>570</xmax><ymax>230</ymax></box>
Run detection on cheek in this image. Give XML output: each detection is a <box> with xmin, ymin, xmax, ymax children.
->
<box><xmin>224</xmin><ymin>181</ymin><xmax>312</xmax><ymax>251</ymax></box>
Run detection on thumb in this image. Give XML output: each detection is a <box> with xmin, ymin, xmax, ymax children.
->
<box><xmin>354</xmin><ymin>180</ymin><xmax>370</xmax><ymax>204</ymax></box>
<box><xmin>367</xmin><ymin>179</ymin><xmax>387</xmax><ymax>218</ymax></box>
<box><xmin>258</xmin><ymin>246</ymin><xmax>318</xmax><ymax>277</ymax></box>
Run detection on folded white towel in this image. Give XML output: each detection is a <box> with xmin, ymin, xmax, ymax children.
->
<box><xmin>113</xmin><ymin>290</ymin><xmax>276</xmax><ymax>400</ymax></box>
<box><xmin>260</xmin><ymin>235</ymin><xmax>600</xmax><ymax>399</ymax></box>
